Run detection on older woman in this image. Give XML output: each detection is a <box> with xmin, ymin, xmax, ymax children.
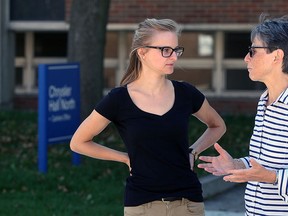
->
<box><xmin>198</xmin><ymin>14</ymin><xmax>288</xmax><ymax>216</ymax></box>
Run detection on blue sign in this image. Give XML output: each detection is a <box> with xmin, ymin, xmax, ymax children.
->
<box><xmin>38</xmin><ymin>63</ymin><xmax>81</xmax><ymax>173</ymax></box>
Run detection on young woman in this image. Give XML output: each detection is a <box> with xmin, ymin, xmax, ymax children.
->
<box><xmin>70</xmin><ymin>18</ymin><xmax>226</xmax><ymax>216</ymax></box>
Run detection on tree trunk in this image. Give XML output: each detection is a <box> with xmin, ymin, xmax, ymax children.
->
<box><xmin>68</xmin><ymin>0</ymin><xmax>110</xmax><ymax>120</ymax></box>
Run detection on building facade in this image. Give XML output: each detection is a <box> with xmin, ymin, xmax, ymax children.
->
<box><xmin>3</xmin><ymin>0</ymin><xmax>288</xmax><ymax>114</ymax></box>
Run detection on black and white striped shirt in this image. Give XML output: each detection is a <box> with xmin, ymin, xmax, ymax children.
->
<box><xmin>240</xmin><ymin>89</ymin><xmax>288</xmax><ymax>215</ymax></box>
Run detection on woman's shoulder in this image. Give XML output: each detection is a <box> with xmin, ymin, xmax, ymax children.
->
<box><xmin>107</xmin><ymin>86</ymin><xmax>127</xmax><ymax>96</ymax></box>
<box><xmin>172</xmin><ymin>80</ymin><xmax>205</xmax><ymax>99</ymax></box>
<box><xmin>171</xmin><ymin>80</ymin><xmax>197</xmax><ymax>91</ymax></box>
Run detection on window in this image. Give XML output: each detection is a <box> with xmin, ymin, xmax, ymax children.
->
<box><xmin>34</xmin><ymin>32</ymin><xmax>67</xmax><ymax>57</ymax></box>
<box><xmin>225</xmin><ymin>32</ymin><xmax>250</xmax><ymax>58</ymax></box>
<box><xmin>15</xmin><ymin>67</ymin><xmax>23</xmax><ymax>86</ymax></box>
<box><xmin>10</xmin><ymin>0</ymin><xmax>65</xmax><ymax>21</ymax></box>
<box><xmin>198</xmin><ymin>34</ymin><xmax>214</xmax><ymax>57</ymax></box>
<box><xmin>180</xmin><ymin>32</ymin><xmax>214</xmax><ymax>58</ymax></box>
<box><xmin>15</xmin><ymin>33</ymin><xmax>24</xmax><ymax>57</ymax></box>
<box><xmin>224</xmin><ymin>33</ymin><xmax>265</xmax><ymax>92</ymax></box>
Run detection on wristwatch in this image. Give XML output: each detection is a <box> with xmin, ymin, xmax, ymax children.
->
<box><xmin>189</xmin><ymin>148</ymin><xmax>198</xmax><ymax>160</ymax></box>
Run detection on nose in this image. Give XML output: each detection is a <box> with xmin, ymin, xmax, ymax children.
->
<box><xmin>244</xmin><ymin>52</ymin><xmax>250</xmax><ymax>63</ymax></box>
<box><xmin>170</xmin><ymin>51</ymin><xmax>178</xmax><ymax>60</ymax></box>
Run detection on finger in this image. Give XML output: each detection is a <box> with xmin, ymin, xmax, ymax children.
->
<box><xmin>226</xmin><ymin>169</ymin><xmax>243</xmax><ymax>175</ymax></box>
<box><xmin>197</xmin><ymin>164</ymin><xmax>215</xmax><ymax>172</ymax></box>
<box><xmin>213</xmin><ymin>171</ymin><xmax>227</xmax><ymax>176</ymax></box>
<box><xmin>223</xmin><ymin>175</ymin><xmax>246</xmax><ymax>183</ymax></box>
<box><xmin>223</xmin><ymin>176</ymin><xmax>235</xmax><ymax>182</ymax></box>
<box><xmin>198</xmin><ymin>156</ymin><xmax>214</xmax><ymax>162</ymax></box>
<box><xmin>214</xmin><ymin>143</ymin><xmax>227</xmax><ymax>155</ymax></box>
<box><xmin>197</xmin><ymin>163</ymin><xmax>211</xmax><ymax>169</ymax></box>
<box><xmin>203</xmin><ymin>167</ymin><xmax>218</xmax><ymax>174</ymax></box>
<box><xmin>224</xmin><ymin>169</ymin><xmax>248</xmax><ymax>181</ymax></box>
<box><xmin>223</xmin><ymin>174</ymin><xmax>237</xmax><ymax>182</ymax></box>
<box><xmin>249</xmin><ymin>158</ymin><xmax>260</xmax><ymax>167</ymax></box>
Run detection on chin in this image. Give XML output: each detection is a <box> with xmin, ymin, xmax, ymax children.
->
<box><xmin>248</xmin><ymin>73</ymin><xmax>256</xmax><ymax>82</ymax></box>
<box><xmin>165</xmin><ymin>70</ymin><xmax>174</xmax><ymax>75</ymax></box>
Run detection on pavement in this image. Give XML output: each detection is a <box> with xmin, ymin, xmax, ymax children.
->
<box><xmin>199</xmin><ymin>175</ymin><xmax>246</xmax><ymax>216</ymax></box>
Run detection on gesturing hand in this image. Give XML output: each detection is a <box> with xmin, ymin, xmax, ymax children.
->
<box><xmin>197</xmin><ymin>143</ymin><xmax>234</xmax><ymax>176</ymax></box>
<box><xmin>223</xmin><ymin>158</ymin><xmax>276</xmax><ymax>183</ymax></box>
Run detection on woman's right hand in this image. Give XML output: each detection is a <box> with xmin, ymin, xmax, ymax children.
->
<box><xmin>197</xmin><ymin>143</ymin><xmax>235</xmax><ymax>176</ymax></box>
<box><xmin>123</xmin><ymin>153</ymin><xmax>131</xmax><ymax>174</ymax></box>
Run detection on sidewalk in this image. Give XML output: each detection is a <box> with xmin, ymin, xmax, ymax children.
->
<box><xmin>200</xmin><ymin>175</ymin><xmax>246</xmax><ymax>216</ymax></box>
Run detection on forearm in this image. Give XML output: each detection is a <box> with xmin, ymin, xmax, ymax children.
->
<box><xmin>71</xmin><ymin>141</ymin><xmax>129</xmax><ymax>165</ymax></box>
<box><xmin>191</xmin><ymin>126</ymin><xmax>225</xmax><ymax>155</ymax></box>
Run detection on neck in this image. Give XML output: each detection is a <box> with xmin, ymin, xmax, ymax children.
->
<box><xmin>131</xmin><ymin>73</ymin><xmax>169</xmax><ymax>95</ymax></box>
<box><xmin>265</xmin><ymin>74</ymin><xmax>288</xmax><ymax>104</ymax></box>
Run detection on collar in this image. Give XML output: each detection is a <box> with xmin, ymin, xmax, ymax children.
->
<box><xmin>260</xmin><ymin>88</ymin><xmax>288</xmax><ymax>105</ymax></box>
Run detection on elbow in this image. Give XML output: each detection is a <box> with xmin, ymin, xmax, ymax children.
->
<box><xmin>220</xmin><ymin>119</ymin><xmax>227</xmax><ymax>135</ymax></box>
<box><xmin>222</xmin><ymin>120</ymin><xmax>227</xmax><ymax>134</ymax></box>
<box><xmin>215</xmin><ymin>117</ymin><xmax>226</xmax><ymax>137</ymax></box>
<box><xmin>70</xmin><ymin>139</ymin><xmax>78</xmax><ymax>153</ymax></box>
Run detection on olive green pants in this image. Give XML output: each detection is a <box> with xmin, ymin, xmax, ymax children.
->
<box><xmin>124</xmin><ymin>198</ymin><xmax>205</xmax><ymax>216</ymax></box>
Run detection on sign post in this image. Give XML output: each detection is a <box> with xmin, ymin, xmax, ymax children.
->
<box><xmin>38</xmin><ymin>63</ymin><xmax>81</xmax><ymax>173</ymax></box>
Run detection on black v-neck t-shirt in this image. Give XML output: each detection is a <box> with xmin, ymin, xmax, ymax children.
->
<box><xmin>95</xmin><ymin>80</ymin><xmax>205</xmax><ymax>206</ymax></box>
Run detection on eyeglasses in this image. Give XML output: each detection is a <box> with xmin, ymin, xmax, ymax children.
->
<box><xmin>248</xmin><ymin>46</ymin><xmax>278</xmax><ymax>58</ymax></box>
<box><xmin>144</xmin><ymin>46</ymin><xmax>184</xmax><ymax>58</ymax></box>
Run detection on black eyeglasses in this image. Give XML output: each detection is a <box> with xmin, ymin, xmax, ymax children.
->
<box><xmin>144</xmin><ymin>46</ymin><xmax>184</xmax><ymax>58</ymax></box>
<box><xmin>248</xmin><ymin>46</ymin><xmax>278</xmax><ymax>58</ymax></box>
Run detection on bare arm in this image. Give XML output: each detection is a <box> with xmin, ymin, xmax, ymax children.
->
<box><xmin>189</xmin><ymin>99</ymin><xmax>226</xmax><ymax>167</ymax></box>
<box><xmin>190</xmin><ymin>99</ymin><xmax>226</xmax><ymax>156</ymax></box>
<box><xmin>70</xmin><ymin>110</ymin><xmax>130</xmax><ymax>168</ymax></box>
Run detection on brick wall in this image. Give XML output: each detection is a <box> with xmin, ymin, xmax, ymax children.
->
<box><xmin>66</xmin><ymin>0</ymin><xmax>288</xmax><ymax>24</ymax></box>
<box><xmin>109</xmin><ymin>0</ymin><xmax>288</xmax><ymax>23</ymax></box>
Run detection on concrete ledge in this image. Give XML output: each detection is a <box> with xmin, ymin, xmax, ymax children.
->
<box><xmin>200</xmin><ymin>175</ymin><xmax>236</xmax><ymax>199</ymax></box>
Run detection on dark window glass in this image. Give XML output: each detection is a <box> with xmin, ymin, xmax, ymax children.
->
<box><xmin>34</xmin><ymin>32</ymin><xmax>67</xmax><ymax>57</ymax></box>
<box><xmin>10</xmin><ymin>0</ymin><xmax>65</xmax><ymax>21</ymax></box>
<box><xmin>225</xmin><ymin>32</ymin><xmax>251</xmax><ymax>58</ymax></box>
<box><xmin>15</xmin><ymin>67</ymin><xmax>23</xmax><ymax>86</ymax></box>
<box><xmin>226</xmin><ymin>69</ymin><xmax>265</xmax><ymax>90</ymax></box>
<box><xmin>15</xmin><ymin>33</ymin><xmax>24</xmax><ymax>57</ymax></box>
<box><xmin>34</xmin><ymin>67</ymin><xmax>38</xmax><ymax>88</ymax></box>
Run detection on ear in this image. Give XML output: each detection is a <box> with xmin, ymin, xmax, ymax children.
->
<box><xmin>137</xmin><ymin>47</ymin><xmax>146</xmax><ymax>60</ymax></box>
<box><xmin>275</xmin><ymin>49</ymin><xmax>284</xmax><ymax>61</ymax></box>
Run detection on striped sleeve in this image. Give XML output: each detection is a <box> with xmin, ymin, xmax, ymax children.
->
<box><xmin>240</xmin><ymin>157</ymin><xmax>250</xmax><ymax>168</ymax></box>
<box><xmin>277</xmin><ymin>169</ymin><xmax>288</xmax><ymax>202</ymax></box>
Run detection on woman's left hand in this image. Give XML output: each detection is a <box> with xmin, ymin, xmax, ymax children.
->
<box><xmin>223</xmin><ymin>158</ymin><xmax>276</xmax><ymax>183</ymax></box>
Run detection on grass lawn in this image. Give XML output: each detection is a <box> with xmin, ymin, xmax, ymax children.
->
<box><xmin>0</xmin><ymin>110</ymin><xmax>254</xmax><ymax>215</ymax></box>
